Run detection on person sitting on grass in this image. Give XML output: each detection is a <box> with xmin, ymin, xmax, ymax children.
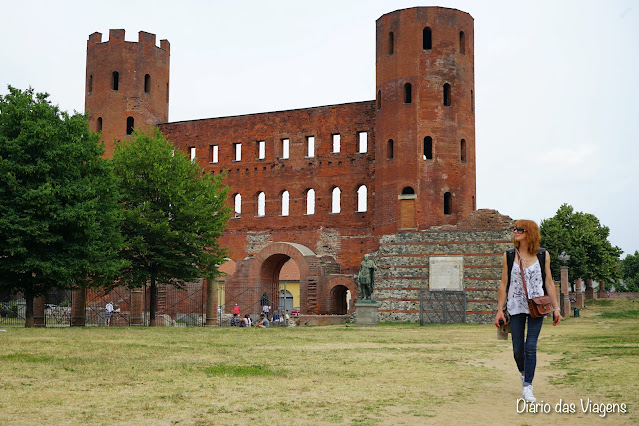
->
<box><xmin>255</xmin><ymin>313</ymin><xmax>269</xmax><ymax>328</ymax></box>
<box><xmin>242</xmin><ymin>314</ymin><xmax>252</xmax><ymax>327</ymax></box>
<box><xmin>230</xmin><ymin>313</ymin><xmax>240</xmax><ymax>327</ymax></box>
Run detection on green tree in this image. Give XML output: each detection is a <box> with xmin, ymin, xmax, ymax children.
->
<box><xmin>0</xmin><ymin>86</ymin><xmax>125</xmax><ymax>326</ymax></box>
<box><xmin>618</xmin><ymin>251</ymin><xmax>639</xmax><ymax>292</ymax></box>
<box><xmin>112</xmin><ymin>129</ymin><xmax>230</xmax><ymax>325</ymax></box>
<box><xmin>540</xmin><ymin>204</ymin><xmax>622</xmax><ymax>288</ymax></box>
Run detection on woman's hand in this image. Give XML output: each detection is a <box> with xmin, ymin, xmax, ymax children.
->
<box><xmin>494</xmin><ymin>310</ymin><xmax>506</xmax><ymax>328</ymax></box>
<box><xmin>553</xmin><ymin>310</ymin><xmax>562</xmax><ymax>326</ymax></box>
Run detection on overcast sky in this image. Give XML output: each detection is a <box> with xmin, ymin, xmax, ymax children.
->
<box><xmin>1</xmin><ymin>0</ymin><xmax>637</xmax><ymax>257</ymax></box>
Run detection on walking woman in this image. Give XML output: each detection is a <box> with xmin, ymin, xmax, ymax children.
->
<box><xmin>494</xmin><ymin>220</ymin><xmax>561</xmax><ymax>403</ymax></box>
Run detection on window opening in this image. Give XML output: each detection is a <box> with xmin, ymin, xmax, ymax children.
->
<box><xmin>423</xmin><ymin>136</ymin><xmax>433</xmax><ymax>160</ymax></box>
<box><xmin>444</xmin><ymin>192</ymin><xmax>452</xmax><ymax>215</ymax></box>
<box><xmin>460</xmin><ymin>139</ymin><xmax>467</xmax><ymax>163</ymax></box>
<box><xmin>357</xmin><ymin>185</ymin><xmax>367</xmax><ymax>212</ymax></box>
<box><xmin>471</xmin><ymin>90</ymin><xmax>474</xmax><ymax>113</ymax></box>
<box><xmin>281</xmin><ymin>191</ymin><xmax>289</xmax><ymax>216</ymax></box>
<box><xmin>126</xmin><ymin>117</ymin><xmax>134</xmax><ymax>135</ymax></box>
<box><xmin>281</xmin><ymin>138</ymin><xmax>289</xmax><ymax>159</ymax></box>
<box><xmin>144</xmin><ymin>74</ymin><xmax>151</xmax><ymax>93</ymax></box>
<box><xmin>88</xmin><ymin>75</ymin><xmax>93</xmax><ymax>94</ymax></box>
<box><xmin>234</xmin><ymin>194</ymin><xmax>241</xmax><ymax>217</ymax></box>
<box><xmin>112</xmin><ymin>71</ymin><xmax>119</xmax><ymax>91</ymax></box>
<box><xmin>388</xmin><ymin>31</ymin><xmax>394</xmax><ymax>55</ymax></box>
<box><xmin>331</xmin><ymin>187</ymin><xmax>341</xmax><ymax>213</ymax></box>
<box><xmin>97</xmin><ymin>117</ymin><xmax>102</xmax><ymax>132</ymax></box>
<box><xmin>401</xmin><ymin>186</ymin><xmax>415</xmax><ymax>195</ymax></box>
<box><xmin>189</xmin><ymin>146</ymin><xmax>196</xmax><ymax>161</ymax></box>
<box><xmin>307</xmin><ymin>136</ymin><xmax>315</xmax><ymax>157</ymax></box>
<box><xmin>332</xmin><ymin>134</ymin><xmax>340</xmax><ymax>153</ymax></box>
<box><xmin>257</xmin><ymin>192</ymin><xmax>265</xmax><ymax>217</ymax></box>
<box><xmin>444</xmin><ymin>83</ymin><xmax>451</xmax><ymax>106</ymax></box>
<box><xmin>209</xmin><ymin>145</ymin><xmax>218</xmax><ymax>163</ymax></box>
<box><xmin>459</xmin><ymin>31</ymin><xmax>466</xmax><ymax>55</ymax></box>
<box><xmin>234</xmin><ymin>143</ymin><xmax>241</xmax><ymax>161</ymax></box>
<box><xmin>387</xmin><ymin>139</ymin><xmax>394</xmax><ymax>160</ymax></box>
<box><xmin>358</xmin><ymin>132</ymin><xmax>367</xmax><ymax>153</ymax></box>
<box><xmin>377</xmin><ymin>90</ymin><xmax>381</xmax><ymax>110</ymax></box>
<box><xmin>423</xmin><ymin>27</ymin><xmax>432</xmax><ymax>50</ymax></box>
<box><xmin>306</xmin><ymin>189</ymin><xmax>315</xmax><ymax>215</ymax></box>
<box><xmin>258</xmin><ymin>140</ymin><xmax>265</xmax><ymax>160</ymax></box>
<box><xmin>404</xmin><ymin>83</ymin><xmax>412</xmax><ymax>104</ymax></box>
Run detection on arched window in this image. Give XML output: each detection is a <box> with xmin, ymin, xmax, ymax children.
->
<box><xmin>112</xmin><ymin>71</ymin><xmax>119</xmax><ymax>91</ymax></box>
<box><xmin>401</xmin><ymin>186</ymin><xmax>415</xmax><ymax>195</ymax></box>
<box><xmin>444</xmin><ymin>192</ymin><xmax>452</xmax><ymax>215</ymax></box>
<box><xmin>234</xmin><ymin>194</ymin><xmax>242</xmax><ymax>217</ymax></box>
<box><xmin>144</xmin><ymin>74</ymin><xmax>151</xmax><ymax>93</ymax></box>
<box><xmin>423</xmin><ymin>136</ymin><xmax>433</xmax><ymax>160</ymax></box>
<box><xmin>460</xmin><ymin>139</ymin><xmax>467</xmax><ymax>163</ymax></box>
<box><xmin>331</xmin><ymin>187</ymin><xmax>341</xmax><ymax>214</ymax></box>
<box><xmin>97</xmin><ymin>117</ymin><xmax>102</xmax><ymax>132</ymax></box>
<box><xmin>126</xmin><ymin>117</ymin><xmax>134</xmax><ymax>135</ymax></box>
<box><xmin>281</xmin><ymin>191</ymin><xmax>289</xmax><ymax>216</ymax></box>
<box><xmin>404</xmin><ymin>83</ymin><xmax>412</xmax><ymax>104</ymax></box>
<box><xmin>388</xmin><ymin>32</ymin><xmax>394</xmax><ymax>55</ymax></box>
<box><xmin>257</xmin><ymin>192</ymin><xmax>265</xmax><ymax>217</ymax></box>
<box><xmin>423</xmin><ymin>27</ymin><xmax>432</xmax><ymax>50</ymax></box>
<box><xmin>88</xmin><ymin>75</ymin><xmax>93</xmax><ymax>94</ymax></box>
<box><xmin>306</xmin><ymin>189</ymin><xmax>315</xmax><ymax>215</ymax></box>
<box><xmin>377</xmin><ymin>90</ymin><xmax>381</xmax><ymax>110</ymax></box>
<box><xmin>387</xmin><ymin>139</ymin><xmax>394</xmax><ymax>160</ymax></box>
<box><xmin>357</xmin><ymin>185</ymin><xmax>367</xmax><ymax>212</ymax></box>
<box><xmin>459</xmin><ymin>31</ymin><xmax>466</xmax><ymax>55</ymax></box>
<box><xmin>443</xmin><ymin>83</ymin><xmax>451</xmax><ymax>106</ymax></box>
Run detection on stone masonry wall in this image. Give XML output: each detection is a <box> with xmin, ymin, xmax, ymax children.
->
<box><xmin>370</xmin><ymin>209</ymin><xmax>513</xmax><ymax>323</ymax></box>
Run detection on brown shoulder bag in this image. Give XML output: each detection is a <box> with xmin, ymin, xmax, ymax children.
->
<box><xmin>516</xmin><ymin>249</ymin><xmax>553</xmax><ymax>318</ymax></box>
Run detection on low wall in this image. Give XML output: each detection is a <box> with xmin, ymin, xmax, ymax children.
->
<box><xmin>297</xmin><ymin>314</ymin><xmax>350</xmax><ymax>326</ymax></box>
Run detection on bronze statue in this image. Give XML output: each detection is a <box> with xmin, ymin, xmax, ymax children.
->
<box><xmin>357</xmin><ymin>254</ymin><xmax>377</xmax><ymax>300</ymax></box>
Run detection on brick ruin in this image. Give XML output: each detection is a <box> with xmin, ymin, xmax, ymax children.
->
<box><xmin>84</xmin><ymin>7</ymin><xmax>514</xmax><ymax>323</ymax></box>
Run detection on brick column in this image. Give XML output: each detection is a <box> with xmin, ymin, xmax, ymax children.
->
<box><xmin>575</xmin><ymin>278</ymin><xmax>585</xmax><ymax>309</ymax></box>
<box><xmin>585</xmin><ymin>278</ymin><xmax>595</xmax><ymax>300</ymax></box>
<box><xmin>205</xmin><ymin>278</ymin><xmax>218</xmax><ymax>326</ymax></box>
<box><xmin>33</xmin><ymin>296</ymin><xmax>46</xmax><ymax>327</ymax></box>
<box><xmin>560</xmin><ymin>266</ymin><xmax>570</xmax><ymax>317</ymax></box>
<box><xmin>130</xmin><ymin>287</ymin><xmax>144</xmax><ymax>326</ymax></box>
<box><xmin>71</xmin><ymin>288</ymin><xmax>86</xmax><ymax>326</ymax></box>
<box><xmin>598</xmin><ymin>281</ymin><xmax>607</xmax><ymax>298</ymax></box>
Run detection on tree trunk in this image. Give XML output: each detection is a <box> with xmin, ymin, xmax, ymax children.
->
<box><xmin>25</xmin><ymin>293</ymin><xmax>34</xmax><ymax>328</ymax></box>
<box><xmin>149</xmin><ymin>276</ymin><xmax>157</xmax><ymax>326</ymax></box>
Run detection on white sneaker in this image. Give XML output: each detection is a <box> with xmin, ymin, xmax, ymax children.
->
<box><xmin>522</xmin><ymin>385</ymin><xmax>536</xmax><ymax>403</ymax></box>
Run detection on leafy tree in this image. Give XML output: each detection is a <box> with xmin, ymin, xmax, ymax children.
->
<box><xmin>112</xmin><ymin>129</ymin><xmax>230</xmax><ymax>325</ymax></box>
<box><xmin>0</xmin><ymin>86</ymin><xmax>125</xmax><ymax>326</ymax></box>
<box><xmin>540</xmin><ymin>204</ymin><xmax>622</xmax><ymax>288</ymax></box>
<box><xmin>618</xmin><ymin>251</ymin><xmax>639</xmax><ymax>292</ymax></box>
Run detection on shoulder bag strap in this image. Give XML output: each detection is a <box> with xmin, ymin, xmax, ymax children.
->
<box><xmin>516</xmin><ymin>248</ymin><xmax>531</xmax><ymax>301</ymax></box>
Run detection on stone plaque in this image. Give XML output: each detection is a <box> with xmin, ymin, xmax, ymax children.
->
<box><xmin>429</xmin><ymin>256</ymin><xmax>464</xmax><ymax>291</ymax></box>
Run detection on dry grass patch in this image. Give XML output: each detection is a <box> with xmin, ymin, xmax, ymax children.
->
<box><xmin>0</xmin><ymin>299</ymin><xmax>637</xmax><ymax>425</ymax></box>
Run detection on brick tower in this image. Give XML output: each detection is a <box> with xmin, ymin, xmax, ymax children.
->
<box><xmin>374</xmin><ymin>7</ymin><xmax>476</xmax><ymax>235</ymax></box>
<box><xmin>84</xmin><ymin>30</ymin><xmax>170</xmax><ymax>157</ymax></box>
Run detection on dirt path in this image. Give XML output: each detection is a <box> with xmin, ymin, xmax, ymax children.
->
<box><xmin>427</xmin><ymin>342</ymin><xmax>632</xmax><ymax>425</ymax></box>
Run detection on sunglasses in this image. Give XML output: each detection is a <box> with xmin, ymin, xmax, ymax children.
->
<box><xmin>513</xmin><ymin>227</ymin><xmax>526</xmax><ymax>233</ymax></box>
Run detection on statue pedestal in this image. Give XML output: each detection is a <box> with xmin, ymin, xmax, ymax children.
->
<box><xmin>355</xmin><ymin>301</ymin><xmax>379</xmax><ymax>327</ymax></box>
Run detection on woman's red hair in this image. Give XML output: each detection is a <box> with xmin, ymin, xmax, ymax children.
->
<box><xmin>513</xmin><ymin>219</ymin><xmax>540</xmax><ymax>255</ymax></box>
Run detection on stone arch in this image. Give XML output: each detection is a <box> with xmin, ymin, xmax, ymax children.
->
<box><xmin>247</xmin><ymin>242</ymin><xmax>316</xmax><ymax>315</ymax></box>
<box><xmin>325</xmin><ymin>276</ymin><xmax>357</xmax><ymax>315</ymax></box>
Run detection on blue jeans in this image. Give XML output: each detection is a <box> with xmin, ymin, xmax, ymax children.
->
<box><xmin>510</xmin><ymin>313</ymin><xmax>543</xmax><ymax>386</ymax></box>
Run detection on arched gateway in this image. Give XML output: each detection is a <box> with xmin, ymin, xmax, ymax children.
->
<box><xmin>224</xmin><ymin>242</ymin><xmax>356</xmax><ymax>316</ymax></box>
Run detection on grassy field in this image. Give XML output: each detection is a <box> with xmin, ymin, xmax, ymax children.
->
<box><xmin>1</xmin><ymin>299</ymin><xmax>637</xmax><ymax>425</ymax></box>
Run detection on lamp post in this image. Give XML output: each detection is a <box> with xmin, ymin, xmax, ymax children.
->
<box><xmin>558</xmin><ymin>252</ymin><xmax>571</xmax><ymax>317</ymax></box>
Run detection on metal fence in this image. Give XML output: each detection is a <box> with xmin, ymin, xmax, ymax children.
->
<box><xmin>420</xmin><ymin>289</ymin><xmax>466</xmax><ymax>325</ymax></box>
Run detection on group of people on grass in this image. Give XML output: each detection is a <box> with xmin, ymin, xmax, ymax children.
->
<box><xmin>230</xmin><ymin>304</ymin><xmax>294</xmax><ymax>328</ymax></box>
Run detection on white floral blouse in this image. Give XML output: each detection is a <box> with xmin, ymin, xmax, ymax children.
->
<box><xmin>507</xmin><ymin>260</ymin><xmax>545</xmax><ymax>315</ymax></box>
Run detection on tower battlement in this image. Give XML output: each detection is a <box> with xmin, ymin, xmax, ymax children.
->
<box><xmin>87</xmin><ymin>29</ymin><xmax>170</xmax><ymax>51</ymax></box>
